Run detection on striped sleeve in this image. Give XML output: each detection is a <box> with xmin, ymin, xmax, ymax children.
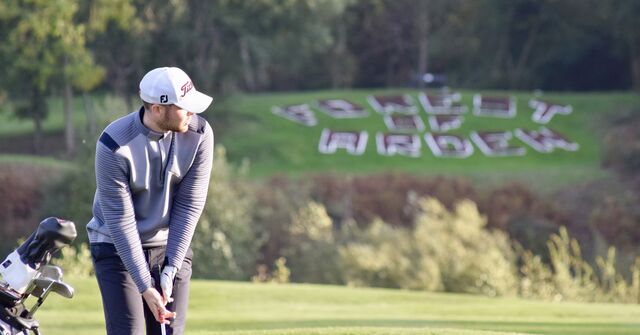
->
<box><xmin>95</xmin><ymin>138</ymin><xmax>153</xmax><ymax>293</ymax></box>
<box><xmin>165</xmin><ymin>123</ymin><xmax>214</xmax><ymax>270</ymax></box>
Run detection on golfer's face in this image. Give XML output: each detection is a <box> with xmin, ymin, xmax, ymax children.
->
<box><xmin>159</xmin><ymin>105</ymin><xmax>193</xmax><ymax>133</ymax></box>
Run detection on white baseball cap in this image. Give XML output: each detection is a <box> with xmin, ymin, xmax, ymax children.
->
<box><xmin>139</xmin><ymin>67</ymin><xmax>213</xmax><ymax>114</ymax></box>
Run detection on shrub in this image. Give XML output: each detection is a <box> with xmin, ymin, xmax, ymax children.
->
<box><xmin>340</xmin><ymin>219</ymin><xmax>442</xmax><ymax>290</ymax></box>
<box><xmin>284</xmin><ymin>202</ymin><xmax>343</xmax><ymax>284</ymax></box>
<box><xmin>252</xmin><ymin>257</ymin><xmax>291</xmax><ymax>284</ymax></box>
<box><xmin>311</xmin><ymin>173</ymin><xmax>477</xmax><ymax>228</ymax></box>
<box><xmin>252</xmin><ymin>176</ymin><xmax>314</xmax><ymax>270</ymax></box>
<box><xmin>40</xmin><ymin>147</ymin><xmax>96</xmax><ymax>245</ymax></box>
<box><xmin>519</xmin><ymin>226</ymin><xmax>640</xmax><ymax>303</ymax></box>
<box><xmin>603</xmin><ymin>107</ymin><xmax>640</xmax><ymax>177</ymax></box>
<box><xmin>0</xmin><ymin>163</ymin><xmax>65</xmax><ymax>255</ymax></box>
<box><xmin>192</xmin><ymin>146</ymin><xmax>261</xmax><ymax>280</ymax></box>
<box><xmin>414</xmin><ymin>198</ymin><xmax>518</xmax><ymax>296</ymax></box>
<box><xmin>340</xmin><ymin>198</ymin><xmax>518</xmax><ymax>296</ymax></box>
<box><xmin>52</xmin><ymin>242</ymin><xmax>94</xmax><ymax>277</ymax></box>
<box><xmin>479</xmin><ymin>183</ymin><xmax>568</xmax><ymax>231</ymax></box>
<box><xmin>271</xmin><ymin>257</ymin><xmax>291</xmax><ymax>284</ymax></box>
<box><xmin>554</xmin><ymin>178</ymin><xmax>640</xmax><ymax>261</ymax></box>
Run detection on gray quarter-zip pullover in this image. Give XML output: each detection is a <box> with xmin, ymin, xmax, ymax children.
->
<box><xmin>87</xmin><ymin>107</ymin><xmax>213</xmax><ymax>293</ymax></box>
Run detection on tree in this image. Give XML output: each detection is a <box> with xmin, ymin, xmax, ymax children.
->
<box><xmin>0</xmin><ymin>0</ymin><xmax>104</xmax><ymax>156</ymax></box>
<box><xmin>79</xmin><ymin>0</ymin><xmax>137</xmax><ymax>132</ymax></box>
<box><xmin>608</xmin><ymin>0</ymin><xmax>640</xmax><ymax>92</ymax></box>
<box><xmin>344</xmin><ymin>0</ymin><xmax>457</xmax><ymax>87</ymax></box>
<box><xmin>160</xmin><ymin>0</ymin><xmax>349</xmax><ymax>92</ymax></box>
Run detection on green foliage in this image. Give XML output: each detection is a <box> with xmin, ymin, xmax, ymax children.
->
<box><xmin>340</xmin><ymin>198</ymin><xmax>518</xmax><ymax>296</ymax></box>
<box><xmin>284</xmin><ymin>202</ymin><xmax>343</xmax><ymax>284</ymax></box>
<box><xmin>603</xmin><ymin>106</ymin><xmax>640</xmax><ymax>175</ymax></box>
<box><xmin>0</xmin><ymin>0</ymin><xmax>103</xmax><ymax>107</ymax></box>
<box><xmin>415</xmin><ymin>198</ymin><xmax>518</xmax><ymax>296</ymax></box>
<box><xmin>52</xmin><ymin>242</ymin><xmax>93</xmax><ymax>277</ymax></box>
<box><xmin>37</xmin><ymin>95</ymin><xmax>125</xmax><ymax>242</ymax></box>
<box><xmin>271</xmin><ymin>257</ymin><xmax>291</xmax><ymax>284</ymax></box>
<box><xmin>518</xmin><ymin>250</ymin><xmax>557</xmax><ymax>300</ymax></box>
<box><xmin>311</xmin><ymin>173</ymin><xmax>477</xmax><ymax>229</ymax></box>
<box><xmin>0</xmin><ymin>159</ymin><xmax>73</xmax><ymax>255</ymax></box>
<box><xmin>193</xmin><ymin>146</ymin><xmax>262</xmax><ymax>280</ymax></box>
<box><xmin>249</xmin><ymin>176</ymin><xmax>316</xmax><ymax>278</ymax></box>
<box><xmin>340</xmin><ymin>219</ymin><xmax>438</xmax><ymax>290</ymax></box>
<box><xmin>519</xmin><ymin>226</ymin><xmax>640</xmax><ymax>303</ymax></box>
<box><xmin>39</xmin><ymin>150</ymin><xmax>95</xmax><ymax>244</ymax></box>
<box><xmin>252</xmin><ymin>257</ymin><xmax>291</xmax><ymax>284</ymax></box>
<box><xmin>0</xmin><ymin>0</ymin><xmax>112</xmax><ymax>156</ymax></box>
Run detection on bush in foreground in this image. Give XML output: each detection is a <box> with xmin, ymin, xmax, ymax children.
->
<box><xmin>340</xmin><ymin>198</ymin><xmax>518</xmax><ymax>296</ymax></box>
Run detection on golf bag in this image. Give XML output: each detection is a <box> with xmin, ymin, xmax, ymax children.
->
<box><xmin>0</xmin><ymin>217</ymin><xmax>77</xmax><ymax>335</ymax></box>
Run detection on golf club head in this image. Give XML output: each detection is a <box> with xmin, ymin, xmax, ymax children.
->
<box><xmin>39</xmin><ymin>265</ymin><xmax>63</xmax><ymax>281</ymax></box>
<box><xmin>33</xmin><ymin>278</ymin><xmax>74</xmax><ymax>299</ymax></box>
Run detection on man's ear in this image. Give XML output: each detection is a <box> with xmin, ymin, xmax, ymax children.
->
<box><xmin>150</xmin><ymin>104</ymin><xmax>163</xmax><ymax>116</ymax></box>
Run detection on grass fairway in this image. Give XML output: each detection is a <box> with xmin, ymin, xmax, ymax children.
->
<box><xmin>35</xmin><ymin>277</ymin><xmax>640</xmax><ymax>335</ymax></box>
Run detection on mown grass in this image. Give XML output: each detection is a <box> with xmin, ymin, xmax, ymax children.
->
<box><xmin>0</xmin><ymin>94</ymin><xmax>135</xmax><ymax>137</ymax></box>
<box><xmin>35</xmin><ymin>277</ymin><xmax>640</xmax><ymax>335</ymax></box>
<box><xmin>216</xmin><ymin>89</ymin><xmax>638</xmax><ymax>191</ymax></box>
<box><xmin>0</xmin><ymin>154</ymin><xmax>76</xmax><ymax>171</ymax></box>
<box><xmin>0</xmin><ymin>90</ymin><xmax>638</xmax><ymax>192</ymax></box>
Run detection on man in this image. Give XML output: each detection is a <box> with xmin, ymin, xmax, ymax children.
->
<box><xmin>87</xmin><ymin>67</ymin><xmax>214</xmax><ymax>334</ymax></box>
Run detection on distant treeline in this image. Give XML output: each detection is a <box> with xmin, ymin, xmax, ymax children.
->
<box><xmin>2</xmin><ymin>0</ymin><xmax>638</xmax><ymax>97</ymax></box>
<box><xmin>2</xmin><ymin>0</ymin><xmax>638</xmax><ymax>156</ymax></box>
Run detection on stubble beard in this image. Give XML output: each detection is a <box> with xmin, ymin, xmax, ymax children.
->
<box><xmin>158</xmin><ymin>113</ymin><xmax>188</xmax><ymax>133</ymax></box>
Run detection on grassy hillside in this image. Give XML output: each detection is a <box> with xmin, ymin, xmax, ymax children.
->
<box><xmin>35</xmin><ymin>277</ymin><xmax>640</xmax><ymax>335</ymax></box>
<box><xmin>217</xmin><ymin>90</ymin><xmax>638</xmax><ymax>190</ymax></box>
<box><xmin>1</xmin><ymin>90</ymin><xmax>637</xmax><ymax>191</ymax></box>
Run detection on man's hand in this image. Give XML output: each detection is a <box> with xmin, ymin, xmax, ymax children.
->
<box><xmin>142</xmin><ymin>288</ymin><xmax>176</xmax><ymax>325</ymax></box>
<box><xmin>160</xmin><ymin>265</ymin><xmax>178</xmax><ymax>304</ymax></box>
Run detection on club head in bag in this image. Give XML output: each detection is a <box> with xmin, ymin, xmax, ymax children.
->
<box><xmin>39</xmin><ymin>266</ymin><xmax>63</xmax><ymax>282</ymax></box>
<box><xmin>33</xmin><ymin>278</ymin><xmax>74</xmax><ymax>299</ymax></box>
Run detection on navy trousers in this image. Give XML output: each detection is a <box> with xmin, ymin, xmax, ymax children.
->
<box><xmin>90</xmin><ymin>243</ymin><xmax>193</xmax><ymax>335</ymax></box>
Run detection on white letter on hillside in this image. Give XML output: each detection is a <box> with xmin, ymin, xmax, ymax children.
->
<box><xmin>316</xmin><ymin>99</ymin><xmax>368</xmax><ymax>119</ymax></box>
<box><xmin>514</xmin><ymin>127</ymin><xmax>579</xmax><ymax>153</ymax></box>
<box><xmin>470</xmin><ymin>131</ymin><xmax>526</xmax><ymax>157</ymax></box>
<box><xmin>318</xmin><ymin>129</ymin><xmax>368</xmax><ymax>155</ymax></box>
<box><xmin>271</xmin><ymin>104</ymin><xmax>317</xmax><ymax>126</ymax></box>
<box><xmin>529</xmin><ymin>99</ymin><xmax>573</xmax><ymax>124</ymax></box>
<box><xmin>367</xmin><ymin>95</ymin><xmax>418</xmax><ymax>115</ymax></box>
<box><xmin>424</xmin><ymin>133</ymin><xmax>473</xmax><ymax>158</ymax></box>
<box><xmin>376</xmin><ymin>133</ymin><xmax>421</xmax><ymax>157</ymax></box>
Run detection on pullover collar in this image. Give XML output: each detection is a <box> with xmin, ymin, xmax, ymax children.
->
<box><xmin>135</xmin><ymin>106</ymin><xmax>170</xmax><ymax>141</ymax></box>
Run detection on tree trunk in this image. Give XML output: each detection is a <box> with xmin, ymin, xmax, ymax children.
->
<box><xmin>416</xmin><ymin>2</ymin><xmax>430</xmax><ymax>89</ymax></box>
<box><xmin>83</xmin><ymin>92</ymin><xmax>97</xmax><ymax>137</ymax></box>
<box><xmin>329</xmin><ymin>20</ymin><xmax>350</xmax><ymax>88</ymax></box>
<box><xmin>240</xmin><ymin>37</ymin><xmax>257</xmax><ymax>92</ymax></box>
<box><xmin>630</xmin><ymin>35</ymin><xmax>640</xmax><ymax>92</ymax></box>
<box><xmin>63</xmin><ymin>83</ymin><xmax>76</xmax><ymax>158</ymax></box>
<box><xmin>632</xmin><ymin>55</ymin><xmax>640</xmax><ymax>93</ymax></box>
<box><xmin>28</xmin><ymin>89</ymin><xmax>47</xmax><ymax>155</ymax></box>
<box><xmin>112</xmin><ymin>69</ymin><xmax>133</xmax><ymax>114</ymax></box>
<box><xmin>509</xmin><ymin>12</ymin><xmax>541</xmax><ymax>89</ymax></box>
<box><xmin>32</xmin><ymin>114</ymin><xmax>42</xmax><ymax>154</ymax></box>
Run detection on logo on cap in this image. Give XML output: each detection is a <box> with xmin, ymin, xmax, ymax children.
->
<box><xmin>180</xmin><ymin>81</ymin><xmax>194</xmax><ymax>98</ymax></box>
<box><xmin>160</xmin><ymin>95</ymin><xmax>168</xmax><ymax>103</ymax></box>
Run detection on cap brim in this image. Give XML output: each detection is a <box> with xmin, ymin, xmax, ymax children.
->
<box><xmin>175</xmin><ymin>90</ymin><xmax>213</xmax><ymax>114</ymax></box>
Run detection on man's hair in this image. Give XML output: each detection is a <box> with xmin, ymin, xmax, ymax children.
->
<box><xmin>143</xmin><ymin>101</ymin><xmax>153</xmax><ymax>112</ymax></box>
